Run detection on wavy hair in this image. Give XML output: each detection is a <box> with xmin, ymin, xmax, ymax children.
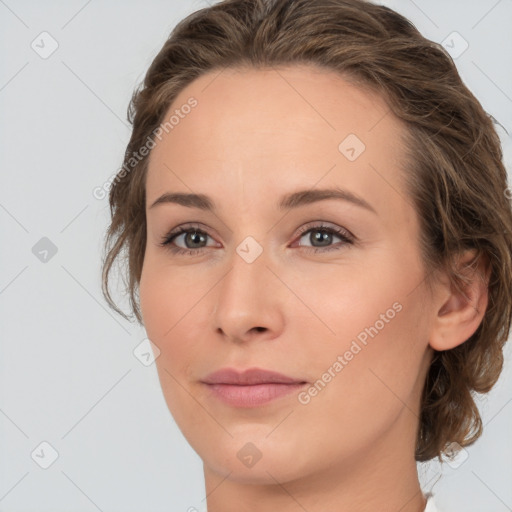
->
<box><xmin>101</xmin><ymin>0</ymin><xmax>512</xmax><ymax>462</ymax></box>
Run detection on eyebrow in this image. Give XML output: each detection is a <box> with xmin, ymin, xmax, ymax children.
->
<box><xmin>149</xmin><ymin>187</ymin><xmax>377</xmax><ymax>214</ymax></box>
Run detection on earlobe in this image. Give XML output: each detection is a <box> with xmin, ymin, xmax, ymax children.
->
<box><xmin>429</xmin><ymin>250</ymin><xmax>490</xmax><ymax>352</ymax></box>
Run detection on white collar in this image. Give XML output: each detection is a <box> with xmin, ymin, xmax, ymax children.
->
<box><xmin>424</xmin><ymin>492</ymin><xmax>441</xmax><ymax>512</ymax></box>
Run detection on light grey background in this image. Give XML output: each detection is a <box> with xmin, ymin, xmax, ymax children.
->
<box><xmin>1</xmin><ymin>1</ymin><xmax>511</xmax><ymax>511</ymax></box>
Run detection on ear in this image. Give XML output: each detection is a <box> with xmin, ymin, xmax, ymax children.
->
<box><xmin>429</xmin><ymin>249</ymin><xmax>491</xmax><ymax>351</ymax></box>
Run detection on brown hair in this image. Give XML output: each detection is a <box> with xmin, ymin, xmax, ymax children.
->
<box><xmin>101</xmin><ymin>0</ymin><xmax>512</xmax><ymax>462</ymax></box>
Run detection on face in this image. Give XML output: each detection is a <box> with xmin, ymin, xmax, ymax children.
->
<box><xmin>140</xmin><ymin>65</ymin><xmax>434</xmax><ymax>485</ymax></box>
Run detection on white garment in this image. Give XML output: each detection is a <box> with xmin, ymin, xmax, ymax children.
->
<box><xmin>424</xmin><ymin>492</ymin><xmax>441</xmax><ymax>512</ymax></box>
<box><xmin>200</xmin><ymin>494</ymin><xmax>440</xmax><ymax>511</ymax></box>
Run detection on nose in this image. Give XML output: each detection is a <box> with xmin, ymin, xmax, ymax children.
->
<box><xmin>212</xmin><ymin>245</ymin><xmax>285</xmax><ymax>344</ymax></box>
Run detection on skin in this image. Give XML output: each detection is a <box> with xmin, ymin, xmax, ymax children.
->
<box><xmin>139</xmin><ymin>65</ymin><xmax>489</xmax><ymax>512</ymax></box>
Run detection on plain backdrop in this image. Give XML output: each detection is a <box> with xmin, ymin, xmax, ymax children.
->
<box><xmin>1</xmin><ymin>1</ymin><xmax>511</xmax><ymax>511</ymax></box>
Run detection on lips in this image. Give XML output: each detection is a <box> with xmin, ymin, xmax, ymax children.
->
<box><xmin>201</xmin><ymin>368</ymin><xmax>308</xmax><ymax>408</ymax></box>
<box><xmin>202</xmin><ymin>367</ymin><xmax>306</xmax><ymax>385</ymax></box>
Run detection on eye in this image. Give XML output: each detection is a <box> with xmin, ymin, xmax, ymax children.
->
<box><xmin>159</xmin><ymin>224</ymin><xmax>218</xmax><ymax>256</ymax></box>
<box><xmin>159</xmin><ymin>221</ymin><xmax>355</xmax><ymax>256</ymax></box>
<box><xmin>292</xmin><ymin>223</ymin><xmax>354</xmax><ymax>253</ymax></box>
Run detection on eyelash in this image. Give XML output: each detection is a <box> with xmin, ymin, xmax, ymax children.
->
<box><xmin>159</xmin><ymin>222</ymin><xmax>354</xmax><ymax>257</ymax></box>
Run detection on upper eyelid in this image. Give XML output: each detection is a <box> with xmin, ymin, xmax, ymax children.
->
<box><xmin>295</xmin><ymin>221</ymin><xmax>352</xmax><ymax>236</ymax></box>
<box><xmin>169</xmin><ymin>222</ymin><xmax>346</xmax><ymax>236</ymax></box>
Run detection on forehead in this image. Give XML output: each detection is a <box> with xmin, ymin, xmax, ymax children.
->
<box><xmin>152</xmin><ymin>64</ymin><xmax>398</xmax><ymax>151</ymax></box>
<box><xmin>146</xmin><ymin>65</ymin><xmax>410</xmax><ymax>219</ymax></box>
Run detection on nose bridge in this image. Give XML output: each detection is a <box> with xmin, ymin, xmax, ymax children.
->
<box><xmin>217</xmin><ymin>237</ymin><xmax>269</xmax><ymax>309</ymax></box>
<box><xmin>212</xmin><ymin>234</ymin><xmax>283</xmax><ymax>340</ymax></box>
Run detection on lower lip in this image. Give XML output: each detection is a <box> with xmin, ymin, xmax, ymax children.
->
<box><xmin>203</xmin><ymin>382</ymin><xmax>307</xmax><ymax>407</ymax></box>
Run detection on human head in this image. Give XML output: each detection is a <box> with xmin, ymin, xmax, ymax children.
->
<box><xmin>101</xmin><ymin>0</ymin><xmax>512</xmax><ymax>468</ymax></box>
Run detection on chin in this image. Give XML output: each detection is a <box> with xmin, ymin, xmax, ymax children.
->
<box><xmin>203</xmin><ymin>450</ymin><xmax>306</xmax><ymax>485</ymax></box>
<box><xmin>196</xmin><ymin>432</ymin><xmax>312</xmax><ymax>485</ymax></box>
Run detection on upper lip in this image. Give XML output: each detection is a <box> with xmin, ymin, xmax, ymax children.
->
<box><xmin>202</xmin><ymin>367</ymin><xmax>306</xmax><ymax>385</ymax></box>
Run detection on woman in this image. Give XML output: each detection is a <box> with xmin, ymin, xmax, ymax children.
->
<box><xmin>101</xmin><ymin>0</ymin><xmax>512</xmax><ymax>510</ymax></box>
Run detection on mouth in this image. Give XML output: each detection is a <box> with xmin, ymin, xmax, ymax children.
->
<box><xmin>201</xmin><ymin>367</ymin><xmax>308</xmax><ymax>408</ymax></box>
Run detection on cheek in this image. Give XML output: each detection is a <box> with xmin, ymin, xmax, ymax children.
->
<box><xmin>298</xmin><ymin>252</ymin><xmax>427</xmax><ymax>407</ymax></box>
<box><xmin>292</xmin><ymin>300</ymin><xmax>426</xmax><ymax>456</ymax></box>
<box><xmin>139</xmin><ymin>257</ymin><xmax>211</xmax><ymax>429</ymax></box>
<box><xmin>317</xmin><ymin>243</ymin><xmax>426</xmax><ymax>349</ymax></box>
<box><xmin>292</xmin><ymin>258</ymin><xmax>404</xmax><ymax>345</ymax></box>
<box><xmin>139</xmin><ymin>254</ymin><xmax>212</xmax><ymax>372</ymax></box>
<box><xmin>140</xmin><ymin>252</ymin><xmax>200</xmax><ymax>337</ymax></box>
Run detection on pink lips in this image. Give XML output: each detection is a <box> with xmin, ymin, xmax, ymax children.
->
<box><xmin>201</xmin><ymin>368</ymin><xmax>307</xmax><ymax>408</ymax></box>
